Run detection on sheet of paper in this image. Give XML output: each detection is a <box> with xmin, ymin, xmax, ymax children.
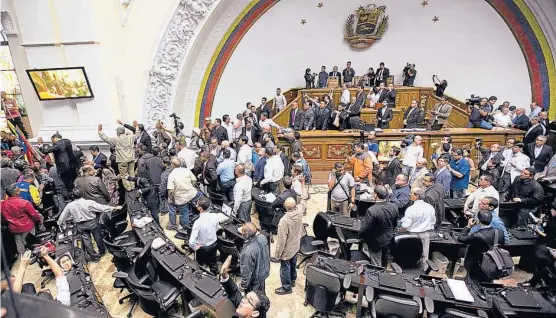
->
<box><xmin>446</xmin><ymin>279</ymin><xmax>475</xmax><ymax>303</ymax></box>
<box><xmin>263</xmin><ymin>193</ymin><xmax>276</xmax><ymax>202</ymax></box>
<box><xmin>221</xmin><ymin>203</ymin><xmax>232</xmax><ymax>215</ymax></box>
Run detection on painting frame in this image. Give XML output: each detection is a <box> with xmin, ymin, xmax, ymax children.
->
<box><xmin>26</xmin><ymin>67</ymin><xmax>94</xmax><ymax>101</ymax></box>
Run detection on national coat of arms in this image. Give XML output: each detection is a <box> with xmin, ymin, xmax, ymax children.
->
<box><xmin>344</xmin><ymin>4</ymin><xmax>389</xmax><ymax>50</ymax></box>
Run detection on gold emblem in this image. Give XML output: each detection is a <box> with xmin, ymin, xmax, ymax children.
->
<box><xmin>344</xmin><ymin>4</ymin><xmax>389</xmax><ymax>50</ymax></box>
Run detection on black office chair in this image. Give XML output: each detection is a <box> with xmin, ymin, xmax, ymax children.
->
<box><xmin>334</xmin><ymin>227</ymin><xmax>369</xmax><ymax>263</ymax></box>
<box><xmin>99</xmin><ymin>213</ymin><xmax>137</xmax><ymax>245</ymax></box>
<box><xmin>304</xmin><ymin>264</ymin><xmax>346</xmax><ymax>318</ymax></box>
<box><xmin>492</xmin><ymin>298</ymin><xmax>510</xmax><ymax>318</ymax></box>
<box><xmin>390</xmin><ymin>234</ymin><xmax>438</xmax><ymax>276</ymax></box>
<box><xmin>216</xmin><ymin>235</ymin><xmax>241</xmax><ymax>274</ymax></box>
<box><xmin>208</xmin><ymin>187</ymin><xmax>227</xmax><ymax>207</ymax></box>
<box><xmin>498</xmin><ymin>202</ymin><xmax>518</xmax><ymax>229</ymax></box>
<box><xmin>298</xmin><ymin>212</ymin><xmax>335</xmax><ymax>269</ymax></box>
<box><xmin>365</xmin><ymin>286</ymin><xmax>428</xmax><ymax>318</ymax></box>
<box><xmin>255</xmin><ymin>198</ymin><xmax>276</xmax><ymax>241</ymax></box>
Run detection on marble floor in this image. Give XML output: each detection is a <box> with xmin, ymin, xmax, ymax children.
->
<box><xmin>19</xmin><ymin>184</ymin><xmax>532</xmax><ymax>318</ymax></box>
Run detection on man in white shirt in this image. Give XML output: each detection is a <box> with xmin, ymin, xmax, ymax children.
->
<box><xmin>190</xmin><ymin>196</ymin><xmax>220</xmax><ymax>274</ymax></box>
<box><xmin>399</xmin><ymin>187</ymin><xmax>436</xmax><ymax>269</ymax></box>
<box><xmin>233</xmin><ymin>164</ymin><xmax>253</xmax><ymax>222</ymax></box>
<box><xmin>259</xmin><ymin>112</ymin><xmax>281</xmax><ymax>131</ymax></box>
<box><xmin>493</xmin><ymin>105</ymin><xmax>513</xmax><ymax>128</ymax></box>
<box><xmin>340</xmin><ymin>83</ymin><xmax>350</xmax><ymax>105</ymax></box>
<box><xmin>167</xmin><ymin>157</ymin><xmax>198</xmax><ymax>230</ymax></box>
<box><xmin>237</xmin><ymin>136</ymin><xmax>253</xmax><ymax>174</ymax></box>
<box><xmin>177</xmin><ymin>140</ymin><xmax>197</xmax><ymax>170</ymax></box>
<box><xmin>530</xmin><ymin>102</ymin><xmax>542</xmax><ymax>118</ymax></box>
<box><xmin>463</xmin><ymin>174</ymin><xmax>499</xmax><ymax>216</ymax></box>
<box><xmin>273</xmin><ymin>88</ymin><xmax>287</xmax><ymax>112</ymax></box>
<box><xmin>222</xmin><ymin>115</ymin><xmax>235</xmax><ymax>143</ymax></box>
<box><xmin>500</xmin><ymin>142</ymin><xmax>530</xmax><ymax>194</ymax></box>
<box><xmin>233</xmin><ymin>113</ymin><xmax>245</xmax><ymax>140</ymax></box>
<box><xmin>260</xmin><ymin>147</ymin><xmax>284</xmax><ymax>195</ymax></box>
<box><xmin>402</xmin><ymin>135</ymin><xmax>423</xmax><ymax>175</ymax></box>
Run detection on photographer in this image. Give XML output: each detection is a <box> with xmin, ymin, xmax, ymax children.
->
<box><xmin>304</xmin><ymin>68</ymin><xmax>314</xmax><ymax>89</ymax></box>
<box><xmin>433</xmin><ymin>75</ymin><xmax>448</xmax><ymax>97</ymax></box>
<box><xmin>402</xmin><ymin>64</ymin><xmax>417</xmax><ymax>86</ymax></box>
<box><xmin>12</xmin><ymin>247</ymin><xmax>71</xmax><ymax>305</ymax></box>
<box><xmin>327</xmin><ymin>162</ymin><xmax>355</xmax><ymax>217</ymax></box>
<box><xmin>467</xmin><ymin>97</ymin><xmax>493</xmax><ymax>130</ymax></box>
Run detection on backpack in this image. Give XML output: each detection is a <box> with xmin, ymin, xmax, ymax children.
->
<box><xmin>478</xmin><ymin>230</ymin><xmax>514</xmax><ymax>280</ymax></box>
<box><xmin>301</xmin><ymin>160</ymin><xmax>312</xmax><ymax>185</ymax></box>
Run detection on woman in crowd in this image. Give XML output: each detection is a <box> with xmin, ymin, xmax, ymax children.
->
<box><xmin>98</xmin><ymin>157</ymin><xmax>119</xmax><ymax>206</ymax></box>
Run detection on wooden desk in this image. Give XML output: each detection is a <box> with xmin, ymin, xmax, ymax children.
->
<box><xmin>280</xmin><ymin>128</ymin><xmax>524</xmax><ymax>171</ymax></box>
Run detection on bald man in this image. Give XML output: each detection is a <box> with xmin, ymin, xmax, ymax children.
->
<box><xmin>274</xmin><ymin>197</ymin><xmax>306</xmax><ymax>295</ymax></box>
<box><xmin>409</xmin><ymin>158</ymin><xmax>428</xmax><ymax>190</ymax></box>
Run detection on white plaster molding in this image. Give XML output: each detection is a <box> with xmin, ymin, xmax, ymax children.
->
<box><xmin>142</xmin><ymin>0</ymin><xmax>219</xmax><ymax>132</ymax></box>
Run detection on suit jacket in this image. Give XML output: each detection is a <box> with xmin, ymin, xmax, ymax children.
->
<box><xmin>289</xmin><ymin>108</ymin><xmax>302</xmax><ymax>129</ymax></box>
<box><xmin>211</xmin><ymin>126</ymin><xmax>229</xmax><ymax>144</ymax></box>
<box><xmin>527</xmin><ymin>143</ymin><xmax>554</xmax><ymax>173</ymax></box>
<box><xmin>241</xmin><ymin>120</ymin><xmax>262</xmax><ymax>145</ymax></box>
<box><xmin>384</xmin><ymin>157</ymin><xmax>402</xmax><ymax>187</ymax></box>
<box><xmin>523</xmin><ymin>125</ymin><xmax>544</xmax><ymax>149</ymax></box>
<box><xmin>124</xmin><ymin>124</ymin><xmax>152</xmax><ymax>153</ymax></box>
<box><xmin>203</xmin><ymin>155</ymin><xmax>218</xmax><ymax>188</ymax></box>
<box><xmin>376</xmin><ymin>106</ymin><xmax>393</xmax><ymax>129</ymax></box>
<box><xmin>375</xmin><ymin>67</ymin><xmax>390</xmax><ymax>83</ymax></box>
<box><xmin>260</xmin><ymin>103</ymin><xmax>272</xmax><ymax>117</ymax></box>
<box><xmin>301</xmin><ymin>108</ymin><xmax>315</xmax><ymax>130</ymax></box>
<box><xmin>384</xmin><ymin>89</ymin><xmax>397</xmax><ymax>106</ymax></box>
<box><xmin>328</xmin><ymin>71</ymin><xmax>342</xmax><ymax>84</ymax></box>
<box><xmin>404</xmin><ymin>107</ymin><xmax>424</xmax><ymax>128</ymax></box>
<box><xmin>512</xmin><ymin>114</ymin><xmax>530</xmax><ymax>131</ymax></box>
<box><xmin>314</xmin><ymin>107</ymin><xmax>330</xmax><ymax>130</ymax></box>
<box><xmin>478</xmin><ymin>150</ymin><xmax>504</xmax><ymax>172</ymax></box>
<box><xmin>347</xmin><ymin>91</ymin><xmax>366</xmax><ymax>116</ymax></box>
<box><xmin>74</xmin><ymin>175</ymin><xmax>110</xmax><ymax>205</ymax></box>
<box><xmin>424</xmin><ymin>183</ymin><xmax>445</xmax><ymax>228</ymax></box>
<box><xmin>435</xmin><ymin>168</ymin><xmax>452</xmax><ymax>198</ymax></box>
<box><xmin>540</xmin><ymin>118</ymin><xmax>549</xmax><ymax>134</ymax></box>
<box><xmin>432</xmin><ymin>102</ymin><xmax>453</xmax><ymax>125</ymax></box>
<box><xmin>377</xmin><ymin>89</ymin><xmax>388</xmax><ymax>103</ymax></box>
<box><xmin>39</xmin><ymin>139</ymin><xmax>78</xmax><ymax>174</ymax></box>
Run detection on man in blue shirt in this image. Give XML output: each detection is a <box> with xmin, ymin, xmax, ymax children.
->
<box><xmin>448</xmin><ymin>148</ymin><xmax>470</xmax><ymax>199</ymax></box>
<box><xmin>367</xmin><ymin>131</ymin><xmax>379</xmax><ymax>155</ymax></box>
<box><xmin>470</xmin><ymin>197</ymin><xmax>510</xmax><ymax>244</ymax></box>
<box><xmin>216</xmin><ymin>149</ymin><xmax>236</xmax><ymax>201</ymax></box>
<box><xmin>88</xmin><ymin>145</ymin><xmax>107</xmax><ymax>170</ymax></box>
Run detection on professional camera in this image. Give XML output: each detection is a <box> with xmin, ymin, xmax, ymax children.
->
<box><xmin>29</xmin><ymin>241</ymin><xmax>56</xmax><ymax>265</ymax></box>
<box><xmin>475</xmin><ymin>138</ymin><xmax>483</xmax><ymax>148</ymax></box>
<box><xmin>465</xmin><ymin>94</ymin><xmax>482</xmax><ymax>106</ymax></box>
<box><xmin>400</xmin><ymin>134</ymin><xmax>415</xmax><ymax>148</ymax></box>
<box><xmin>169</xmin><ymin>113</ymin><xmax>183</xmax><ymax>133</ymax></box>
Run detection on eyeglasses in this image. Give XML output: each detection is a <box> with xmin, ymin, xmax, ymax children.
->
<box><xmin>242</xmin><ymin>296</ymin><xmax>257</xmax><ymax>308</ymax></box>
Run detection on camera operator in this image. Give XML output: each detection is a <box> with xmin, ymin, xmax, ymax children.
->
<box><xmin>467</xmin><ymin>97</ymin><xmax>493</xmax><ymax>130</ymax></box>
<box><xmin>432</xmin><ymin>75</ymin><xmax>448</xmax><ymax>97</ymax></box>
<box><xmin>12</xmin><ymin>247</ymin><xmax>71</xmax><ymax>306</ymax></box>
<box><xmin>304</xmin><ymin>68</ymin><xmax>314</xmax><ymax>89</ymax></box>
<box><xmin>402</xmin><ymin>63</ymin><xmax>417</xmax><ymax>86</ymax></box>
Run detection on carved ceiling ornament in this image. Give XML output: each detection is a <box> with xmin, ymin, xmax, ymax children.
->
<box><xmin>143</xmin><ymin>0</ymin><xmax>218</xmax><ymax>132</ymax></box>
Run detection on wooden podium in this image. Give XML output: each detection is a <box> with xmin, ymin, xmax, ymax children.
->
<box><xmin>327</xmin><ymin>76</ymin><xmax>339</xmax><ymax>88</ymax></box>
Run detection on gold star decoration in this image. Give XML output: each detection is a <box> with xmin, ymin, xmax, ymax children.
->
<box><xmin>317</xmin><ymin>2</ymin><xmax>323</xmax><ymax>8</ymax></box>
<box><xmin>300</xmin><ymin>19</ymin><xmax>306</xmax><ymax>25</ymax></box>
<box><xmin>421</xmin><ymin>0</ymin><xmax>429</xmax><ymax>7</ymax></box>
<box><xmin>432</xmin><ymin>16</ymin><xmax>439</xmax><ymax>22</ymax></box>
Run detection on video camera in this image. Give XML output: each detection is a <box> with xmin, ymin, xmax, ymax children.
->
<box><xmin>465</xmin><ymin>94</ymin><xmax>482</xmax><ymax>106</ymax></box>
<box><xmin>400</xmin><ymin>134</ymin><xmax>415</xmax><ymax>148</ymax></box>
<box><xmin>169</xmin><ymin>112</ymin><xmax>183</xmax><ymax>134</ymax></box>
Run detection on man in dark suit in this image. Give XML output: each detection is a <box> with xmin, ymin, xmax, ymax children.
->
<box><xmin>478</xmin><ymin>143</ymin><xmax>504</xmax><ymax>177</ymax></box>
<box><xmin>241</xmin><ymin>117</ymin><xmax>261</xmax><ymax>147</ymax></box>
<box><xmin>376</xmin><ymin>82</ymin><xmax>388</xmax><ymax>103</ymax></box>
<box><xmin>300</xmin><ymin>103</ymin><xmax>314</xmax><ymax>131</ymax></box>
<box><xmin>271</xmin><ymin>177</ymin><xmax>297</xmax><ymax>212</ymax></box>
<box><xmin>523</xmin><ymin>117</ymin><xmax>545</xmax><ymax>151</ymax></box>
<box><xmin>527</xmin><ymin>135</ymin><xmax>554</xmax><ymax>173</ymax></box>
<box><xmin>346</xmin><ymin>86</ymin><xmax>365</xmax><ymax>129</ymax></box>
<box><xmin>376</xmin><ymin>101</ymin><xmax>393</xmax><ymax>129</ymax></box>
<box><xmin>289</xmin><ymin>101</ymin><xmax>302</xmax><ymax>130</ymax></box>
<box><xmin>539</xmin><ymin>111</ymin><xmax>549</xmax><ymax>134</ymax></box>
<box><xmin>200</xmin><ymin>151</ymin><xmax>218</xmax><ymax>190</ymax></box>
<box><xmin>329</xmin><ymin>66</ymin><xmax>342</xmax><ymax>85</ymax></box>
<box><xmin>383</xmin><ymin>146</ymin><xmax>402</xmax><ymax>187</ymax></box>
<box><xmin>313</xmin><ymin>101</ymin><xmax>330</xmax><ymax>131</ymax></box>
<box><xmin>423</xmin><ymin>174</ymin><xmax>445</xmax><ymax>228</ymax></box>
<box><xmin>511</xmin><ymin>108</ymin><xmax>530</xmax><ymax>131</ymax></box>
<box><xmin>211</xmin><ymin>118</ymin><xmax>229</xmax><ymax>144</ymax></box>
<box><xmin>403</xmin><ymin>100</ymin><xmax>424</xmax><ymax>129</ymax></box>
<box><xmin>384</xmin><ymin>83</ymin><xmax>397</xmax><ymax>107</ymax></box>
<box><xmin>434</xmin><ymin>158</ymin><xmax>452</xmax><ymax>198</ymax></box>
<box><xmin>118</xmin><ymin>120</ymin><xmax>152</xmax><ymax>153</ymax></box>
<box><xmin>38</xmin><ymin>133</ymin><xmax>79</xmax><ymax>192</ymax></box>
<box><xmin>457</xmin><ymin>210</ymin><xmax>506</xmax><ymax>283</ymax></box>
<box><xmin>374</xmin><ymin>62</ymin><xmax>390</xmax><ymax>86</ymax></box>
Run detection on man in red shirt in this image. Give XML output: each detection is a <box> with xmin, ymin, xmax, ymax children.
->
<box><xmin>1</xmin><ymin>184</ymin><xmax>43</xmax><ymax>255</ymax></box>
<box><xmin>1</xmin><ymin>91</ymin><xmax>28</xmax><ymax>138</ymax></box>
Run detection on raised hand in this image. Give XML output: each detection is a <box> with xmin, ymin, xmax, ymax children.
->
<box><xmin>98</xmin><ymin>124</ymin><xmax>103</xmax><ymax>132</ymax></box>
<box><xmin>133</xmin><ymin>120</ymin><xmax>138</xmax><ymax>127</ymax></box>
<box><xmin>116</xmin><ymin>119</ymin><xmax>123</xmax><ymax>125</ymax></box>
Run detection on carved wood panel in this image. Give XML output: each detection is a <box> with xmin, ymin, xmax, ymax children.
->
<box><xmin>327</xmin><ymin>145</ymin><xmax>350</xmax><ymax>159</ymax></box>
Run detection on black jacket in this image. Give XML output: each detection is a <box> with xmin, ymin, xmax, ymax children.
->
<box><xmin>377</xmin><ymin>89</ymin><xmax>388</xmax><ymax>103</ymax></box>
<box><xmin>458</xmin><ymin>226</ymin><xmax>505</xmax><ymax>271</ymax></box>
<box><xmin>1</xmin><ymin>167</ymin><xmax>19</xmax><ymax>198</ymax></box>
<box><xmin>314</xmin><ymin>107</ymin><xmax>330</xmax><ymax>130</ymax></box>
<box><xmin>509</xmin><ymin>177</ymin><xmax>544</xmax><ymax>206</ymax></box>
<box><xmin>240</xmin><ymin>234</ymin><xmax>270</xmax><ymax>291</ymax></box>
<box><xmin>384</xmin><ymin>158</ymin><xmax>401</xmax><ymax>187</ymax></box>
<box><xmin>124</xmin><ymin>124</ymin><xmax>152</xmax><ymax>153</ymax></box>
<box><xmin>271</xmin><ymin>188</ymin><xmax>297</xmax><ymax>211</ymax></box>
<box><xmin>279</xmin><ymin>152</ymin><xmax>290</xmax><ymax>176</ymax></box>
<box><xmin>203</xmin><ymin>155</ymin><xmax>219</xmax><ymax>188</ymax></box>
<box><xmin>424</xmin><ymin>183</ymin><xmax>445</xmax><ymax>228</ymax></box>
<box><xmin>211</xmin><ymin>126</ymin><xmax>229</xmax><ymax>144</ymax></box>
<box><xmin>377</xmin><ymin>106</ymin><xmax>393</xmax><ymax>129</ymax></box>
<box><xmin>523</xmin><ymin>125</ymin><xmax>544</xmax><ymax>151</ymax></box>
<box><xmin>404</xmin><ymin>107</ymin><xmax>424</xmax><ymax>129</ymax></box>
<box><xmin>375</xmin><ymin>67</ymin><xmax>390</xmax><ymax>84</ymax></box>
<box><xmin>289</xmin><ymin>108</ymin><xmax>303</xmax><ymax>130</ymax></box>
<box><xmin>358</xmin><ymin>201</ymin><xmax>398</xmax><ymax>251</ymax></box>
<box><xmin>512</xmin><ymin>114</ymin><xmax>530</xmax><ymax>131</ymax></box>
<box><xmin>40</xmin><ymin>139</ymin><xmax>78</xmax><ymax>174</ymax></box>
<box><xmin>384</xmin><ymin>89</ymin><xmax>397</xmax><ymax>106</ymax></box>
<box><xmin>328</xmin><ymin>71</ymin><xmax>341</xmax><ymax>84</ymax></box>
<box><xmin>241</xmin><ymin>120</ymin><xmax>262</xmax><ymax>145</ymax></box>
<box><xmin>478</xmin><ymin>150</ymin><xmax>504</xmax><ymax>172</ymax></box>
<box><xmin>74</xmin><ymin>175</ymin><xmax>110</xmax><ymax>205</ymax></box>
<box><xmin>527</xmin><ymin>143</ymin><xmax>554</xmax><ymax>173</ymax></box>
<box><xmin>136</xmin><ymin>153</ymin><xmax>164</xmax><ymax>185</ymax></box>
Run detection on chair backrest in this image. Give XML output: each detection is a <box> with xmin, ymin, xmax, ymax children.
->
<box><xmin>374</xmin><ymin>294</ymin><xmax>420</xmax><ymax>318</ymax></box>
<box><xmin>391</xmin><ymin>234</ymin><xmax>423</xmax><ymax>269</ymax></box>
<box><xmin>103</xmin><ymin>238</ymin><xmax>129</xmax><ymax>261</ymax></box>
<box><xmin>305</xmin><ymin>265</ymin><xmax>342</xmax><ymax>312</ymax></box>
<box><xmin>255</xmin><ymin>198</ymin><xmax>275</xmax><ymax>227</ymax></box>
<box><xmin>125</xmin><ymin>273</ymin><xmax>156</xmax><ymax>302</ymax></box>
<box><xmin>216</xmin><ymin>235</ymin><xmax>240</xmax><ymax>257</ymax></box>
<box><xmin>208</xmin><ymin>188</ymin><xmax>226</xmax><ymax>207</ymax></box>
<box><xmin>134</xmin><ymin>241</ymin><xmax>157</xmax><ymax>282</ymax></box>
<box><xmin>313</xmin><ymin>212</ymin><xmax>332</xmax><ymax>241</ymax></box>
<box><xmin>111</xmin><ymin>208</ymin><xmax>128</xmax><ymax>223</ymax></box>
